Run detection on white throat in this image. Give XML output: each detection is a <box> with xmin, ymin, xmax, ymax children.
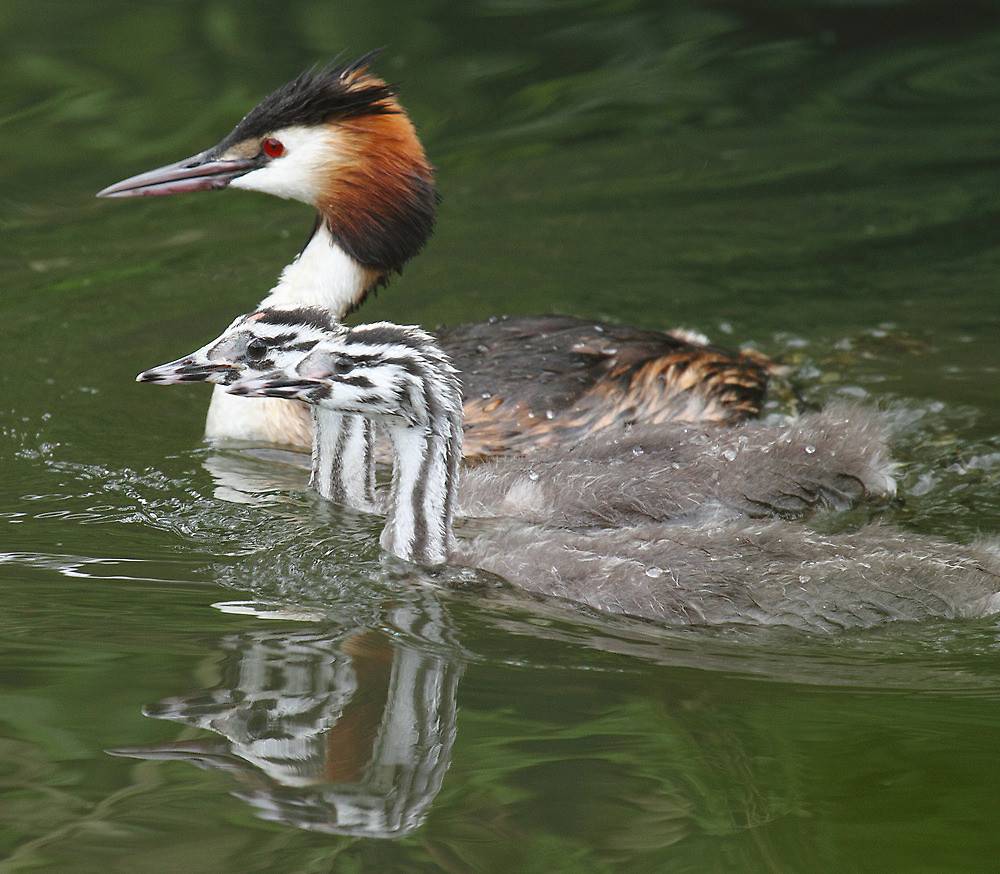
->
<box><xmin>259</xmin><ymin>223</ymin><xmax>371</xmax><ymax>318</ymax></box>
<box><xmin>204</xmin><ymin>221</ymin><xmax>375</xmax><ymax>449</ymax></box>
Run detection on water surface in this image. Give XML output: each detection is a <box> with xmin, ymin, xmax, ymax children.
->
<box><xmin>3</xmin><ymin>1</ymin><xmax>1000</xmax><ymax>870</ymax></box>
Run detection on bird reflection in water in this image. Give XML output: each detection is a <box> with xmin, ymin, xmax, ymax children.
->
<box><xmin>110</xmin><ymin>614</ymin><xmax>462</xmax><ymax>838</ymax></box>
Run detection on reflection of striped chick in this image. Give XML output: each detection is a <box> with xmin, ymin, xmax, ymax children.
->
<box><xmin>141</xmin><ymin>306</ymin><xmax>896</xmax><ymax>529</ymax></box>
<box><xmin>226</xmin><ymin>322</ymin><xmax>1000</xmax><ymax>630</ymax></box>
<box><xmin>101</xmin><ymin>52</ymin><xmax>770</xmax><ymax>453</ymax></box>
<box><xmin>110</xmin><ymin>625</ymin><xmax>460</xmax><ymax>837</ymax></box>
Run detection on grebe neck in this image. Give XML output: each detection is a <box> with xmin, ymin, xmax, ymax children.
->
<box><xmin>260</xmin><ymin>221</ymin><xmax>380</xmax><ymax>318</ymax></box>
<box><xmin>311</xmin><ymin>408</ymin><xmax>378</xmax><ymax>512</ymax></box>
<box><xmin>381</xmin><ymin>414</ymin><xmax>462</xmax><ymax>566</ymax></box>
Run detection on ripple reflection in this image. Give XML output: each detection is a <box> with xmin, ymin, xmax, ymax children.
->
<box><xmin>110</xmin><ymin>609</ymin><xmax>462</xmax><ymax>838</ymax></box>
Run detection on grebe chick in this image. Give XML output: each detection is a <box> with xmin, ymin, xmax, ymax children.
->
<box><xmin>226</xmin><ymin>323</ymin><xmax>1000</xmax><ymax>630</ymax></box>
<box><xmin>100</xmin><ymin>53</ymin><xmax>771</xmax><ymax>456</ymax></box>
<box><xmin>140</xmin><ymin>307</ymin><xmax>896</xmax><ymax>523</ymax></box>
<box><xmin>137</xmin><ymin>307</ymin><xmax>374</xmax><ymax>510</ymax></box>
<box><xmin>462</xmin><ymin>518</ymin><xmax>1000</xmax><ymax>632</ymax></box>
<box><xmin>458</xmin><ymin>406</ymin><xmax>896</xmax><ymax>526</ymax></box>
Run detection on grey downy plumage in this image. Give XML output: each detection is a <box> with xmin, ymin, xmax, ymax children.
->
<box><xmin>227</xmin><ymin>321</ymin><xmax>1000</xmax><ymax>631</ymax></box>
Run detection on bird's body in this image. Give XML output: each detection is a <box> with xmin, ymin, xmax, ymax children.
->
<box><xmin>440</xmin><ymin>314</ymin><xmax>768</xmax><ymax>459</ymax></box>
<box><xmin>199</xmin><ymin>311</ymin><xmax>770</xmax><ymax>454</ymax></box>
<box><xmin>225</xmin><ymin>320</ymin><xmax>1000</xmax><ymax>631</ymax></box>
<box><xmin>139</xmin><ymin>306</ymin><xmax>894</xmax><ymax>527</ymax></box>
<box><xmin>457</xmin><ymin>404</ymin><xmax>895</xmax><ymax>527</ymax></box>
<box><xmin>101</xmin><ymin>54</ymin><xmax>772</xmax><ymax>455</ymax></box>
<box><xmin>463</xmin><ymin>517</ymin><xmax>1000</xmax><ymax>633</ymax></box>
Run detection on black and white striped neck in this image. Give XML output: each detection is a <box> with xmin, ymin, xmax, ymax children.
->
<box><xmin>310</xmin><ymin>408</ymin><xmax>378</xmax><ymax>512</ymax></box>
<box><xmin>279</xmin><ymin>320</ymin><xmax>464</xmax><ymax>565</ymax></box>
<box><xmin>380</xmin><ymin>412</ymin><xmax>462</xmax><ymax>566</ymax></box>
<box><xmin>359</xmin><ymin>347</ymin><xmax>462</xmax><ymax>566</ymax></box>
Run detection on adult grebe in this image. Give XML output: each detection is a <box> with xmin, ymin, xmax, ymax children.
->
<box><xmin>99</xmin><ymin>53</ymin><xmax>771</xmax><ymax>457</ymax></box>
<box><xmin>138</xmin><ymin>305</ymin><xmax>896</xmax><ymax>525</ymax></box>
<box><xmin>225</xmin><ymin>322</ymin><xmax>1000</xmax><ymax>631</ymax></box>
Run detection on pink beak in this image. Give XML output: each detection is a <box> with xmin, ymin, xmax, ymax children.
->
<box><xmin>97</xmin><ymin>149</ymin><xmax>259</xmax><ymax>198</ymax></box>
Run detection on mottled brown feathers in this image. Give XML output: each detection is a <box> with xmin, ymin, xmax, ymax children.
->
<box><xmin>281</xmin><ymin>316</ymin><xmax>771</xmax><ymax>461</ymax></box>
<box><xmin>438</xmin><ymin>315</ymin><xmax>770</xmax><ymax>460</ymax></box>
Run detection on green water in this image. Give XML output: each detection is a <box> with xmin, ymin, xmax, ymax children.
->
<box><xmin>3</xmin><ymin>1</ymin><xmax>1000</xmax><ymax>870</ymax></box>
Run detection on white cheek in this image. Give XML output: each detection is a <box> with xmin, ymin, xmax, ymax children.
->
<box><xmin>229</xmin><ymin>126</ymin><xmax>345</xmax><ymax>203</ymax></box>
<box><xmin>271</xmin><ymin>352</ymin><xmax>304</xmax><ymax>374</ymax></box>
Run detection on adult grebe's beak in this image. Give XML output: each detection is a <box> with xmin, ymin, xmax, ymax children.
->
<box><xmin>97</xmin><ymin>149</ymin><xmax>260</xmax><ymax>199</ymax></box>
<box><xmin>136</xmin><ymin>355</ymin><xmax>237</xmax><ymax>385</ymax></box>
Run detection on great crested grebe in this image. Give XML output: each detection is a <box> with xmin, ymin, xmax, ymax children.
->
<box><xmin>225</xmin><ymin>322</ymin><xmax>1000</xmax><ymax>630</ymax></box>
<box><xmin>99</xmin><ymin>52</ymin><xmax>771</xmax><ymax>457</ymax></box>
<box><xmin>138</xmin><ymin>305</ymin><xmax>896</xmax><ymax>525</ymax></box>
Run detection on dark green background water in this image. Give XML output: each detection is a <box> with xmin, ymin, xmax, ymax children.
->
<box><xmin>3</xmin><ymin>1</ymin><xmax>1000</xmax><ymax>870</ymax></box>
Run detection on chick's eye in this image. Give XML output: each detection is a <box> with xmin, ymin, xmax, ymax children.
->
<box><xmin>332</xmin><ymin>358</ymin><xmax>354</xmax><ymax>377</ymax></box>
<box><xmin>247</xmin><ymin>338</ymin><xmax>268</xmax><ymax>361</ymax></box>
<box><xmin>261</xmin><ymin>137</ymin><xmax>285</xmax><ymax>158</ymax></box>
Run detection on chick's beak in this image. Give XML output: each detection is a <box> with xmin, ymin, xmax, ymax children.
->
<box><xmin>136</xmin><ymin>355</ymin><xmax>236</xmax><ymax>385</ymax></box>
<box><xmin>227</xmin><ymin>374</ymin><xmax>325</xmax><ymax>400</ymax></box>
<box><xmin>97</xmin><ymin>148</ymin><xmax>259</xmax><ymax>199</ymax></box>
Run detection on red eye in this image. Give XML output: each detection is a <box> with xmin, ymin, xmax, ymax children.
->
<box><xmin>262</xmin><ymin>137</ymin><xmax>285</xmax><ymax>158</ymax></box>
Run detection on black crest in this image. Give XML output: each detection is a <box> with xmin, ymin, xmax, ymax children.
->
<box><xmin>218</xmin><ymin>51</ymin><xmax>396</xmax><ymax>148</ymax></box>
